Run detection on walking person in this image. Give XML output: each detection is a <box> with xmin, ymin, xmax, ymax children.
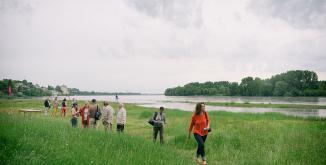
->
<box><xmin>116</xmin><ymin>103</ymin><xmax>126</xmax><ymax>133</ymax></box>
<box><xmin>43</xmin><ymin>98</ymin><xmax>51</xmax><ymax>116</ymax></box>
<box><xmin>89</xmin><ymin>99</ymin><xmax>99</xmax><ymax>129</ymax></box>
<box><xmin>102</xmin><ymin>101</ymin><xmax>115</xmax><ymax>132</ymax></box>
<box><xmin>152</xmin><ymin>107</ymin><xmax>166</xmax><ymax>144</ymax></box>
<box><xmin>52</xmin><ymin>97</ymin><xmax>59</xmax><ymax>117</ymax></box>
<box><xmin>79</xmin><ymin>102</ymin><xmax>90</xmax><ymax>128</ymax></box>
<box><xmin>61</xmin><ymin>98</ymin><xmax>67</xmax><ymax>118</ymax></box>
<box><xmin>188</xmin><ymin>102</ymin><xmax>210</xmax><ymax>165</ymax></box>
<box><xmin>71</xmin><ymin>104</ymin><xmax>78</xmax><ymax>127</ymax></box>
<box><xmin>115</xmin><ymin>94</ymin><xmax>119</xmax><ymax>102</ymax></box>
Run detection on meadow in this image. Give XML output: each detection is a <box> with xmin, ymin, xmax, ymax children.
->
<box><xmin>0</xmin><ymin>99</ymin><xmax>326</xmax><ymax>165</ymax></box>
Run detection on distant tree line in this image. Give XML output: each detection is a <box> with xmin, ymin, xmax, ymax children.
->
<box><xmin>0</xmin><ymin>79</ymin><xmax>140</xmax><ymax>97</ymax></box>
<box><xmin>164</xmin><ymin>70</ymin><xmax>326</xmax><ymax>97</ymax></box>
<box><xmin>0</xmin><ymin>79</ymin><xmax>51</xmax><ymax>97</ymax></box>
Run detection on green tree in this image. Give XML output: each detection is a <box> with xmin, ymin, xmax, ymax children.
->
<box><xmin>273</xmin><ymin>81</ymin><xmax>288</xmax><ymax>96</ymax></box>
<box><xmin>55</xmin><ymin>85</ymin><xmax>62</xmax><ymax>93</ymax></box>
<box><xmin>164</xmin><ymin>70</ymin><xmax>326</xmax><ymax>97</ymax></box>
<box><xmin>48</xmin><ymin>85</ymin><xmax>54</xmax><ymax>90</ymax></box>
<box><xmin>229</xmin><ymin>82</ymin><xmax>239</xmax><ymax>96</ymax></box>
<box><xmin>240</xmin><ymin>77</ymin><xmax>255</xmax><ymax>96</ymax></box>
<box><xmin>259</xmin><ymin>82</ymin><xmax>273</xmax><ymax>96</ymax></box>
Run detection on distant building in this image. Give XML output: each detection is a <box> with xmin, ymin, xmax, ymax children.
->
<box><xmin>60</xmin><ymin>85</ymin><xmax>69</xmax><ymax>95</ymax></box>
<box><xmin>41</xmin><ymin>87</ymin><xmax>48</xmax><ymax>91</ymax></box>
<box><xmin>51</xmin><ymin>90</ymin><xmax>59</xmax><ymax>96</ymax></box>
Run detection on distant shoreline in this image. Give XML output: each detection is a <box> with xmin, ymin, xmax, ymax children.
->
<box><xmin>162</xmin><ymin>100</ymin><xmax>326</xmax><ymax>109</ymax></box>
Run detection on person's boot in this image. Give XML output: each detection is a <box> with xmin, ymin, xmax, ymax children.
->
<box><xmin>202</xmin><ymin>160</ymin><xmax>207</xmax><ymax>165</ymax></box>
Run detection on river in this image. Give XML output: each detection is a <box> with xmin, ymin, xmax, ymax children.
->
<box><xmin>66</xmin><ymin>95</ymin><xmax>326</xmax><ymax>118</ymax></box>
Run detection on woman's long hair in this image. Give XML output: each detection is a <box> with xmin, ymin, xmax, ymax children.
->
<box><xmin>195</xmin><ymin>102</ymin><xmax>205</xmax><ymax>115</ymax></box>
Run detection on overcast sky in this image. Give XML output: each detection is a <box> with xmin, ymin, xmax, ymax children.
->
<box><xmin>0</xmin><ymin>0</ymin><xmax>325</xmax><ymax>93</ymax></box>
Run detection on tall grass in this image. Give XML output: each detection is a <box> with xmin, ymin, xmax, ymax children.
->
<box><xmin>0</xmin><ymin>114</ymin><xmax>194</xmax><ymax>165</ymax></box>
<box><xmin>1</xmin><ymin>99</ymin><xmax>326</xmax><ymax>164</ymax></box>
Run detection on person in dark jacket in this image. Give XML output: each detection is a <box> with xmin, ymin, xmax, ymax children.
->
<box><xmin>44</xmin><ymin>98</ymin><xmax>51</xmax><ymax>116</ymax></box>
<box><xmin>152</xmin><ymin>107</ymin><xmax>166</xmax><ymax>144</ymax></box>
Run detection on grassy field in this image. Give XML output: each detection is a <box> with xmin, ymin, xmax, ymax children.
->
<box><xmin>1</xmin><ymin>99</ymin><xmax>326</xmax><ymax>165</ymax></box>
<box><xmin>174</xmin><ymin>101</ymin><xmax>326</xmax><ymax>109</ymax></box>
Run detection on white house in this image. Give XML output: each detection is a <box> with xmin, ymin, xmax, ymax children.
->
<box><xmin>60</xmin><ymin>85</ymin><xmax>69</xmax><ymax>95</ymax></box>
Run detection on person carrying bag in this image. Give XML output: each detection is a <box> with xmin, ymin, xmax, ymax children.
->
<box><xmin>151</xmin><ymin>107</ymin><xmax>166</xmax><ymax>144</ymax></box>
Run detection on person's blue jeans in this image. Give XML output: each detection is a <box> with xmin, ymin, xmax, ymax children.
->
<box><xmin>71</xmin><ymin>117</ymin><xmax>77</xmax><ymax>127</ymax></box>
<box><xmin>194</xmin><ymin>133</ymin><xmax>207</xmax><ymax>161</ymax></box>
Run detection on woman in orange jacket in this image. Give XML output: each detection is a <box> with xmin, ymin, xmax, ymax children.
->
<box><xmin>188</xmin><ymin>102</ymin><xmax>210</xmax><ymax>165</ymax></box>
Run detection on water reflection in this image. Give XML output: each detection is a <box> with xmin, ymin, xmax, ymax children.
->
<box><xmin>140</xmin><ymin>102</ymin><xmax>326</xmax><ymax>118</ymax></box>
<box><xmin>71</xmin><ymin>95</ymin><xmax>326</xmax><ymax>105</ymax></box>
<box><xmin>69</xmin><ymin>95</ymin><xmax>326</xmax><ymax>117</ymax></box>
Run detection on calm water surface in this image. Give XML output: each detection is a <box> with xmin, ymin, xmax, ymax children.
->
<box><xmin>66</xmin><ymin>95</ymin><xmax>326</xmax><ymax>118</ymax></box>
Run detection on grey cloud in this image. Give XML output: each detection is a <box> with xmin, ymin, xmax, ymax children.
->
<box><xmin>0</xmin><ymin>0</ymin><xmax>36</xmax><ymax>14</ymax></box>
<box><xmin>2</xmin><ymin>0</ymin><xmax>326</xmax><ymax>93</ymax></box>
<box><xmin>124</xmin><ymin>0</ymin><xmax>204</xmax><ymax>28</ymax></box>
<box><xmin>285</xmin><ymin>35</ymin><xmax>326</xmax><ymax>70</ymax></box>
<box><xmin>98</xmin><ymin>37</ymin><xmax>137</xmax><ymax>59</ymax></box>
<box><xmin>248</xmin><ymin>0</ymin><xmax>326</xmax><ymax>30</ymax></box>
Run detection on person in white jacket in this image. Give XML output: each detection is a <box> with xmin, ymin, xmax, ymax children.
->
<box><xmin>116</xmin><ymin>103</ymin><xmax>126</xmax><ymax>133</ymax></box>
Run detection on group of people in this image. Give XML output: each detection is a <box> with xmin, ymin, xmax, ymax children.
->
<box><xmin>43</xmin><ymin>97</ymin><xmax>69</xmax><ymax>118</ymax></box>
<box><xmin>43</xmin><ymin>98</ymin><xmax>210</xmax><ymax>165</ymax></box>
<box><xmin>43</xmin><ymin>97</ymin><xmax>127</xmax><ymax>133</ymax></box>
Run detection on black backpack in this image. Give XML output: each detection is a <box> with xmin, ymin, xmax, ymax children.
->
<box><xmin>148</xmin><ymin>112</ymin><xmax>158</xmax><ymax>126</ymax></box>
<box><xmin>95</xmin><ymin>105</ymin><xmax>102</xmax><ymax>120</ymax></box>
<box><xmin>44</xmin><ymin>100</ymin><xmax>50</xmax><ymax>107</ymax></box>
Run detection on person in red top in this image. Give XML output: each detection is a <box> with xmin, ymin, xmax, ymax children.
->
<box><xmin>61</xmin><ymin>98</ymin><xmax>67</xmax><ymax>118</ymax></box>
<box><xmin>188</xmin><ymin>102</ymin><xmax>210</xmax><ymax>165</ymax></box>
<box><xmin>79</xmin><ymin>103</ymin><xmax>90</xmax><ymax>128</ymax></box>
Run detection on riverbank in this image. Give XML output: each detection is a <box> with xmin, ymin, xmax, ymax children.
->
<box><xmin>1</xmin><ymin>99</ymin><xmax>325</xmax><ymax>164</ymax></box>
<box><xmin>174</xmin><ymin>101</ymin><xmax>326</xmax><ymax>109</ymax></box>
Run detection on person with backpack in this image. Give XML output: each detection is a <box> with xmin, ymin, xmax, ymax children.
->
<box><xmin>43</xmin><ymin>98</ymin><xmax>51</xmax><ymax>116</ymax></box>
<box><xmin>188</xmin><ymin>102</ymin><xmax>210</xmax><ymax>165</ymax></box>
<box><xmin>102</xmin><ymin>101</ymin><xmax>115</xmax><ymax>132</ymax></box>
<box><xmin>79</xmin><ymin>102</ymin><xmax>90</xmax><ymax>128</ymax></box>
<box><xmin>61</xmin><ymin>98</ymin><xmax>67</xmax><ymax>118</ymax></box>
<box><xmin>116</xmin><ymin>103</ymin><xmax>126</xmax><ymax>133</ymax></box>
<box><xmin>52</xmin><ymin>97</ymin><xmax>59</xmax><ymax>118</ymax></box>
<box><xmin>71</xmin><ymin>104</ymin><xmax>78</xmax><ymax>127</ymax></box>
<box><xmin>152</xmin><ymin>107</ymin><xmax>166</xmax><ymax>144</ymax></box>
<box><xmin>89</xmin><ymin>99</ymin><xmax>100</xmax><ymax>129</ymax></box>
